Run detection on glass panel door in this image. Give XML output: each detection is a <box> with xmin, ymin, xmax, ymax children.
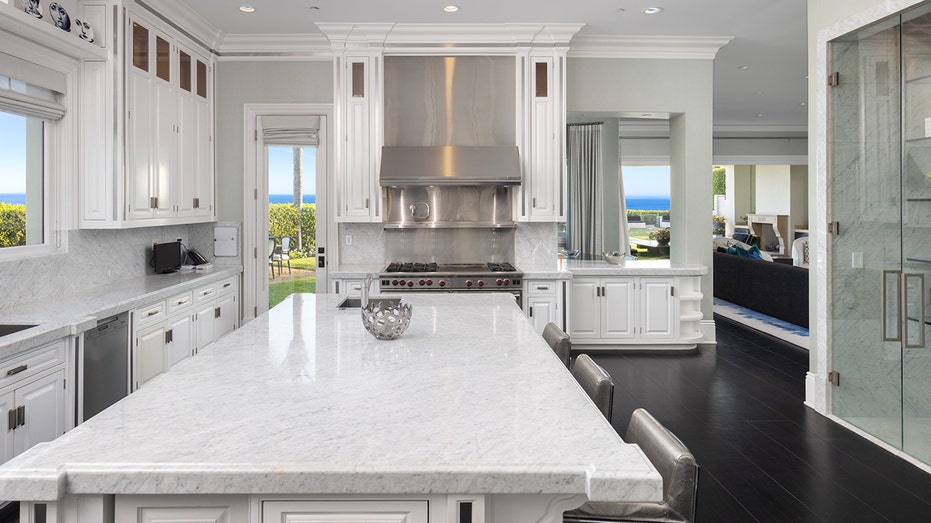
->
<box><xmin>901</xmin><ymin>4</ymin><xmax>931</xmax><ymax>465</ymax></box>
<box><xmin>829</xmin><ymin>16</ymin><xmax>904</xmax><ymax>449</ymax></box>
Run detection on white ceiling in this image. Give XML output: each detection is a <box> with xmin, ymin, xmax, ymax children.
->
<box><xmin>178</xmin><ymin>0</ymin><xmax>808</xmax><ymax>131</ymax></box>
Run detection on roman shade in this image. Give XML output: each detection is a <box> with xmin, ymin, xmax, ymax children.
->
<box><xmin>0</xmin><ymin>51</ymin><xmax>66</xmax><ymax>120</ymax></box>
<box><xmin>260</xmin><ymin>115</ymin><xmax>320</xmax><ymax>146</ymax></box>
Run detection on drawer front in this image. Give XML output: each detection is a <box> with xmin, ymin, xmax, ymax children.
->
<box><xmin>526</xmin><ymin>280</ymin><xmax>557</xmax><ymax>296</ymax></box>
<box><xmin>0</xmin><ymin>339</ymin><xmax>67</xmax><ymax>390</ymax></box>
<box><xmin>194</xmin><ymin>283</ymin><xmax>217</xmax><ymax>304</ymax></box>
<box><xmin>216</xmin><ymin>277</ymin><xmax>236</xmax><ymax>296</ymax></box>
<box><xmin>166</xmin><ymin>291</ymin><xmax>194</xmax><ymax>315</ymax></box>
<box><xmin>133</xmin><ymin>301</ymin><xmax>166</xmax><ymax>328</ymax></box>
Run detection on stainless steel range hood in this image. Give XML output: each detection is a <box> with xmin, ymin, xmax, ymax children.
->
<box><xmin>379</xmin><ymin>146</ymin><xmax>522</xmax><ymax>186</ymax></box>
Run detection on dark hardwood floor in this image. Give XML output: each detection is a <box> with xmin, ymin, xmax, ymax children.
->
<box><xmin>584</xmin><ymin>315</ymin><xmax>931</xmax><ymax>523</ymax></box>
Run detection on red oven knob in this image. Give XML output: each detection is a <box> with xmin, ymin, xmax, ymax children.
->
<box><xmin>398</xmin><ymin>279</ymin><xmax>406</xmax><ymax>286</ymax></box>
<box><xmin>391</xmin><ymin>279</ymin><xmax>399</xmax><ymax>286</ymax></box>
<box><xmin>418</xmin><ymin>279</ymin><xmax>426</xmax><ymax>286</ymax></box>
<box><xmin>477</xmin><ymin>280</ymin><xmax>485</xmax><ymax>287</ymax></box>
<box><xmin>503</xmin><ymin>279</ymin><xmax>511</xmax><ymax>286</ymax></box>
<box><xmin>407</xmin><ymin>280</ymin><xmax>414</xmax><ymax>287</ymax></box>
<box><xmin>439</xmin><ymin>280</ymin><xmax>447</xmax><ymax>287</ymax></box>
<box><xmin>465</xmin><ymin>280</ymin><xmax>473</xmax><ymax>287</ymax></box>
<box><xmin>496</xmin><ymin>279</ymin><xmax>503</xmax><ymax>286</ymax></box>
<box><xmin>426</xmin><ymin>279</ymin><xmax>433</xmax><ymax>286</ymax></box>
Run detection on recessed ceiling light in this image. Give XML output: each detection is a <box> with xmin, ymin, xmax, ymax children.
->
<box><xmin>643</xmin><ymin>7</ymin><xmax>663</xmax><ymax>15</ymax></box>
<box><xmin>737</xmin><ymin>65</ymin><xmax>751</xmax><ymax>70</ymax></box>
<box><xmin>800</xmin><ymin>102</ymin><xmax>807</xmax><ymax>106</ymax></box>
<box><xmin>239</xmin><ymin>5</ymin><xmax>254</xmax><ymax>13</ymax></box>
<box><xmin>756</xmin><ymin>113</ymin><xmax>764</xmax><ymax>118</ymax></box>
<box><xmin>753</xmin><ymin>91</ymin><xmax>764</xmax><ymax>95</ymax></box>
<box><xmin>444</xmin><ymin>5</ymin><xmax>459</xmax><ymax>13</ymax></box>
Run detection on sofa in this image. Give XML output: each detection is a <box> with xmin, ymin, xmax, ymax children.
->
<box><xmin>713</xmin><ymin>251</ymin><xmax>809</xmax><ymax>328</ymax></box>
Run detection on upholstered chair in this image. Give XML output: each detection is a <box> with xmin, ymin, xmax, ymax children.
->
<box><xmin>564</xmin><ymin>408</ymin><xmax>699</xmax><ymax>523</ymax></box>
<box><xmin>570</xmin><ymin>354</ymin><xmax>614</xmax><ymax>423</ymax></box>
<box><xmin>792</xmin><ymin>237</ymin><xmax>810</xmax><ymax>268</ymax></box>
<box><xmin>542</xmin><ymin>322</ymin><xmax>571</xmax><ymax>368</ymax></box>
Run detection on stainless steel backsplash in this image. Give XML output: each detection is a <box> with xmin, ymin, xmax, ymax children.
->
<box><xmin>383</xmin><ymin>56</ymin><xmax>516</xmax><ymax>147</ymax></box>
<box><xmin>382</xmin><ymin>186</ymin><xmax>514</xmax><ymax>228</ymax></box>
<box><xmin>384</xmin><ymin>228</ymin><xmax>515</xmax><ymax>264</ymax></box>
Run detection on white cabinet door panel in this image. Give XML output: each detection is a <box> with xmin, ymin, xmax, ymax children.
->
<box><xmin>640</xmin><ymin>278</ymin><xmax>675</xmax><ymax>340</ymax></box>
<box><xmin>14</xmin><ymin>370</ymin><xmax>65</xmax><ymax>456</ymax></box>
<box><xmin>196</xmin><ymin>304</ymin><xmax>216</xmax><ymax>352</ymax></box>
<box><xmin>527</xmin><ymin>296</ymin><xmax>556</xmax><ymax>334</ymax></box>
<box><xmin>167</xmin><ymin>314</ymin><xmax>194</xmax><ymax>367</ymax></box>
<box><xmin>126</xmin><ymin>67</ymin><xmax>154</xmax><ymax>220</ymax></box>
<box><xmin>139</xmin><ymin>506</ymin><xmax>232</xmax><ymax>523</ymax></box>
<box><xmin>0</xmin><ymin>390</ymin><xmax>14</xmax><ymax>464</ymax></box>
<box><xmin>569</xmin><ymin>278</ymin><xmax>600</xmax><ymax>339</ymax></box>
<box><xmin>602</xmin><ymin>279</ymin><xmax>636</xmax><ymax>339</ymax></box>
<box><xmin>136</xmin><ymin>325</ymin><xmax>166</xmax><ymax>390</ymax></box>
<box><xmin>263</xmin><ymin>500</ymin><xmax>428</xmax><ymax>523</ymax></box>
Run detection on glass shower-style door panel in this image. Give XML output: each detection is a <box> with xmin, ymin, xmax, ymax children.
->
<box><xmin>901</xmin><ymin>4</ymin><xmax>931</xmax><ymax>466</ymax></box>
<box><xmin>829</xmin><ymin>18</ymin><xmax>904</xmax><ymax>449</ymax></box>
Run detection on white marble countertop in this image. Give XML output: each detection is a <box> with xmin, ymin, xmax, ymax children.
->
<box><xmin>564</xmin><ymin>259</ymin><xmax>708</xmax><ymax>276</ymax></box>
<box><xmin>0</xmin><ymin>267</ymin><xmax>242</xmax><ymax>361</ymax></box>
<box><xmin>0</xmin><ymin>293</ymin><xmax>662</xmax><ymax>503</ymax></box>
<box><xmin>328</xmin><ymin>263</ymin><xmax>384</xmax><ymax>279</ymax></box>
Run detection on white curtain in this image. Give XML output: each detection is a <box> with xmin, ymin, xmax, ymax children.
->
<box><xmin>567</xmin><ymin>123</ymin><xmax>603</xmax><ymax>256</ymax></box>
<box><xmin>618</xmin><ymin>154</ymin><xmax>631</xmax><ymax>256</ymax></box>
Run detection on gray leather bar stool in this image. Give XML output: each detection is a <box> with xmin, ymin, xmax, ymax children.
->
<box><xmin>564</xmin><ymin>408</ymin><xmax>699</xmax><ymax>523</ymax></box>
<box><xmin>570</xmin><ymin>354</ymin><xmax>614</xmax><ymax>423</ymax></box>
<box><xmin>542</xmin><ymin>322</ymin><xmax>571</xmax><ymax>368</ymax></box>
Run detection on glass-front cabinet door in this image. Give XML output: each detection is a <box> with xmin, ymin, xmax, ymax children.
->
<box><xmin>829</xmin><ymin>2</ymin><xmax>931</xmax><ymax>467</ymax></box>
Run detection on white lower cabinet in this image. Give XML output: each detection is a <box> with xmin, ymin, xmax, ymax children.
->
<box><xmin>333</xmin><ymin>279</ymin><xmax>363</xmax><ymax>297</ymax></box>
<box><xmin>523</xmin><ymin>279</ymin><xmax>565</xmax><ymax>334</ymax></box>
<box><xmin>115</xmin><ymin>495</ymin><xmax>249</xmax><ymax>523</ymax></box>
<box><xmin>570</xmin><ymin>276</ymin><xmax>685</xmax><ymax>347</ymax></box>
<box><xmin>1</xmin><ymin>339</ymin><xmax>69</xmax><ymax>465</ymax></box>
<box><xmin>132</xmin><ymin>276</ymin><xmax>240</xmax><ymax>390</ymax></box>
<box><xmin>262</xmin><ymin>500</ymin><xmax>429</xmax><ymax>523</ymax></box>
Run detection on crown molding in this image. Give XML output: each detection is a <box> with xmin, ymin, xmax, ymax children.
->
<box><xmin>133</xmin><ymin>0</ymin><xmax>224</xmax><ymax>52</ymax></box>
<box><xmin>713</xmin><ymin>155</ymin><xmax>808</xmax><ymax>165</ymax></box>
<box><xmin>316</xmin><ymin>22</ymin><xmax>584</xmax><ymax>49</ymax></box>
<box><xmin>713</xmin><ymin>122</ymin><xmax>808</xmax><ymax>134</ymax></box>
<box><xmin>216</xmin><ymin>34</ymin><xmax>333</xmax><ymax>58</ymax></box>
<box><xmin>569</xmin><ymin>35</ymin><xmax>734</xmax><ymax>59</ymax></box>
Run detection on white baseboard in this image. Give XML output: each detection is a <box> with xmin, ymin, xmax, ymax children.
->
<box><xmin>700</xmin><ymin>319</ymin><xmax>716</xmax><ymax>343</ymax></box>
<box><xmin>804</xmin><ymin>371</ymin><xmax>829</xmax><ymax>414</ymax></box>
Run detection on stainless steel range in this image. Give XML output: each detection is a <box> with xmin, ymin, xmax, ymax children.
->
<box><xmin>380</xmin><ymin>262</ymin><xmax>522</xmax><ymax>302</ymax></box>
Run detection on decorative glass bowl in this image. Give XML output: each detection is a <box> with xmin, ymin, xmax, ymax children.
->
<box><xmin>603</xmin><ymin>251</ymin><xmax>626</xmax><ymax>265</ymax></box>
<box><xmin>361</xmin><ymin>299</ymin><xmax>413</xmax><ymax>340</ymax></box>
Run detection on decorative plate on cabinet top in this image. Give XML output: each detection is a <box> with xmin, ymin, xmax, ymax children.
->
<box><xmin>48</xmin><ymin>2</ymin><xmax>70</xmax><ymax>31</ymax></box>
<box><xmin>22</xmin><ymin>0</ymin><xmax>43</xmax><ymax>19</ymax></box>
<box><xmin>74</xmin><ymin>18</ymin><xmax>94</xmax><ymax>42</ymax></box>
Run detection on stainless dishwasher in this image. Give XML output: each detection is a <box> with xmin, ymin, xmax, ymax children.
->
<box><xmin>82</xmin><ymin>313</ymin><xmax>129</xmax><ymax>422</ymax></box>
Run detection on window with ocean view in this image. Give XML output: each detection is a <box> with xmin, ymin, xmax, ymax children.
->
<box><xmin>0</xmin><ymin>109</ymin><xmax>44</xmax><ymax>250</ymax></box>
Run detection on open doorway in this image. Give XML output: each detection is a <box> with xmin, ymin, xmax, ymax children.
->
<box><xmin>243</xmin><ymin>105</ymin><xmax>333</xmax><ymax>322</ymax></box>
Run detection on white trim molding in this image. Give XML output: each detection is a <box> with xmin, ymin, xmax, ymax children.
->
<box><xmin>317</xmin><ymin>22</ymin><xmax>584</xmax><ymax>50</ymax></box>
<box><xmin>569</xmin><ymin>35</ymin><xmax>734</xmax><ymax>59</ymax></box>
<box><xmin>700</xmin><ymin>320</ymin><xmax>717</xmax><ymax>344</ymax></box>
<box><xmin>133</xmin><ymin>0</ymin><xmax>224</xmax><ymax>52</ymax></box>
<box><xmin>217</xmin><ymin>34</ymin><xmax>333</xmax><ymax>59</ymax></box>
<box><xmin>713</xmin><ymin>155</ymin><xmax>808</xmax><ymax>165</ymax></box>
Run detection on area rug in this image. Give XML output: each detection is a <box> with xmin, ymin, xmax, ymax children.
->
<box><xmin>713</xmin><ymin>297</ymin><xmax>809</xmax><ymax>349</ymax></box>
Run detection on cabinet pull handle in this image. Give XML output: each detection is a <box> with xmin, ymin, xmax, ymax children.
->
<box><xmin>215</xmin><ymin>307</ymin><xmax>221</xmax><ymax>319</ymax></box>
<box><xmin>881</xmin><ymin>270</ymin><xmax>902</xmax><ymax>342</ymax></box>
<box><xmin>529</xmin><ymin>306</ymin><xmax>533</xmax><ymax>317</ymax></box>
<box><xmin>177</xmin><ymin>298</ymin><xmax>189</xmax><ymax>305</ymax></box>
<box><xmin>147</xmin><ymin>310</ymin><xmax>159</xmax><ymax>317</ymax></box>
<box><xmin>6</xmin><ymin>364</ymin><xmax>27</xmax><ymax>376</ymax></box>
<box><xmin>536</xmin><ymin>286</ymin><xmax>549</xmax><ymax>291</ymax></box>
<box><xmin>17</xmin><ymin>405</ymin><xmax>24</xmax><ymax>427</ymax></box>
<box><xmin>223</xmin><ymin>282</ymin><xmax>231</xmax><ymax>288</ymax></box>
<box><xmin>7</xmin><ymin>408</ymin><xmax>15</xmax><ymax>431</ymax></box>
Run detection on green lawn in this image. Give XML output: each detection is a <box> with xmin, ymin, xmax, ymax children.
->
<box><xmin>627</xmin><ymin>227</ymin><xmax>669</xmax><ymax>260</ymax></box>
<box><xmin>268</xmin><ymin>255</ymin><xmax>318</xmax><ymax>308</ymax></box>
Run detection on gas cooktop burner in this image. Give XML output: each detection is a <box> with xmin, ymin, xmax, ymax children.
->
<box><xmin>385</xmin><ymin>262</ymin><xmax>438</xmax><ymax>273</ymax></box>
<box><xmin>487</xmin><ymin>262</ymin><xmax>517</xmax><ymax>273</ymax></box>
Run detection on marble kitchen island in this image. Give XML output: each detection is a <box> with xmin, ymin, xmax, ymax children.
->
<box><xmin>0</xmin><ymin>294</ymin><xmax>661</xmax><ymax>523</ymax></box>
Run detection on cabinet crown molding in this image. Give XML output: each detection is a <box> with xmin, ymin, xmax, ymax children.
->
<box><xmin>317</xmin><ymin>22</ymin><xmax>583</xmax><ymax>50</ymax></box>
<box><xmin>569</xmin><ymin>35</ymin><xmax>734</xmax><ymax>59</ymax></box>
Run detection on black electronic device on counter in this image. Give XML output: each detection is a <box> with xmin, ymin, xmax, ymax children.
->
<box><xmin>187</xmin><ymin>249</ymin><xmax>208</xmax><ymax>265</ymax></box>
<box><xmin>152</xmin><ymin>241</ymin><xmax>182</xmax><ymax>273</ymax></box>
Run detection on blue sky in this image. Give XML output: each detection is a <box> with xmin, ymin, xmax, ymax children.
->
<box><xmin>622</xmin><ymin>165</ymin><xmax>670</xmax><ymax>198</ymax></box>
<box><xmin>268</xmin><ymin>146</ymin><xmax>316</xmax><ymax>195</ymax></box>
<box><xmin>0</xmin><ymin>112</ymin><xmax>27</xmax><ymax>193</ymax></box>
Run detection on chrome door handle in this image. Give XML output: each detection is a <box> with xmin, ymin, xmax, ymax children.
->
<box><xmin>882</xmin><ymin>270</ymin><xmax>902</xmax><ymax>342</ymax></box>
<box><xmin>904</xmin><ymin>273</ymin><xmax>925</xmax><ymax>349</ymax></box>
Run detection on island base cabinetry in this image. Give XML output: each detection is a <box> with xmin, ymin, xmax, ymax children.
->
<box><xmin>570</xmin><ymin>275</ymin><xmax>703</xmax><ymax>350</ymax></box>
<box><xmin>30</xmin><ymin>493</ymin><xmax>590</xmax><ymax>523</ymax></box>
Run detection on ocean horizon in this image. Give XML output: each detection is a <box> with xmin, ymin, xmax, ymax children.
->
<box><xmin>270</xmin><ymin>194</ymin><xmax>316</xmax><ymax>204</ymax></box>
<box><xmin>626</xmin><ymin>196</ymin><xmax>670</xmax><ymax>211</ymax></box>
<box><xmin>0</xmin><ymin>193</ymin><xmax>25</xmax><ymax>205</ymax></box>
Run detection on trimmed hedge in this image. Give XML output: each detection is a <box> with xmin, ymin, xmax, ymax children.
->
<box><xmin>0</xmin><ymin>203</ymin><xmax>26</xmax><ymax>248</ymax></box>
<box><xmin>269</xmin><ymin>203</ymin><xmax>316</xmax><ymax>256</ymax></box>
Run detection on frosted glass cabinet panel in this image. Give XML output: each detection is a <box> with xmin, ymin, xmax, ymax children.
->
<box><xmin>829</xmin><ymin>2</ymin><xmax>931</xmax><ymax>467</ymax></box>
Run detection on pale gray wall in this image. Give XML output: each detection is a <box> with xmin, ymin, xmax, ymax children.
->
<box><xmin>601</xmin><ymin>119</ymin><xmax>621</xmax><ymax>253</ymax></box>
<box><xmin>214</xmin><ymin>60</ymin><xmax>333</xmax><ymax>223</ymax></box>
<box><xmin>567</xmin><ymin>58</ymin><xmax>714</xmax><ymax>317</ymax></box>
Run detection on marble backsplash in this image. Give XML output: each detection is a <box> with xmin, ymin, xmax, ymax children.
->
<box><xmin>0</xmin><ymin>223</ymin><xmax>221</xmax><ymax>310</ymax></box>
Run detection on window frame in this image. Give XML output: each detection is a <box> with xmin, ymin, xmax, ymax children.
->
<box><xmin>0</xmin><ymin>30</ymin><xmax>79</xmax><ymax>262</ymax></box>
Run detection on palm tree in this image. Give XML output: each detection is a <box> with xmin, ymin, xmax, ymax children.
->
<box><xmin>292</xmin><ymin>146</ymin><xmax>303</xmax><ymax>251</ymax></box>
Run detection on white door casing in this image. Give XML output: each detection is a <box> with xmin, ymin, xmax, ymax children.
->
<box><xmin>243</xmin><ymin>104</ymin><xmax>334</xmax><ymax>323</ymax></box>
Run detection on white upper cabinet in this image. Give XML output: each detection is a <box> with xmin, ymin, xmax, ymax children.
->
<box><xmin>335</xmin><ymin>52</ymin><xmax>382</xmax><ymax>222</ymax></box>
<box><xmin>519</xmin><ymin>53</ymin><xmax>567</xmax><ymax>222</ymax></box>
<box><xmin>80</xmin><ymin>8</ymin><xmax>215</xmax><ymax>228</ymax></box>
